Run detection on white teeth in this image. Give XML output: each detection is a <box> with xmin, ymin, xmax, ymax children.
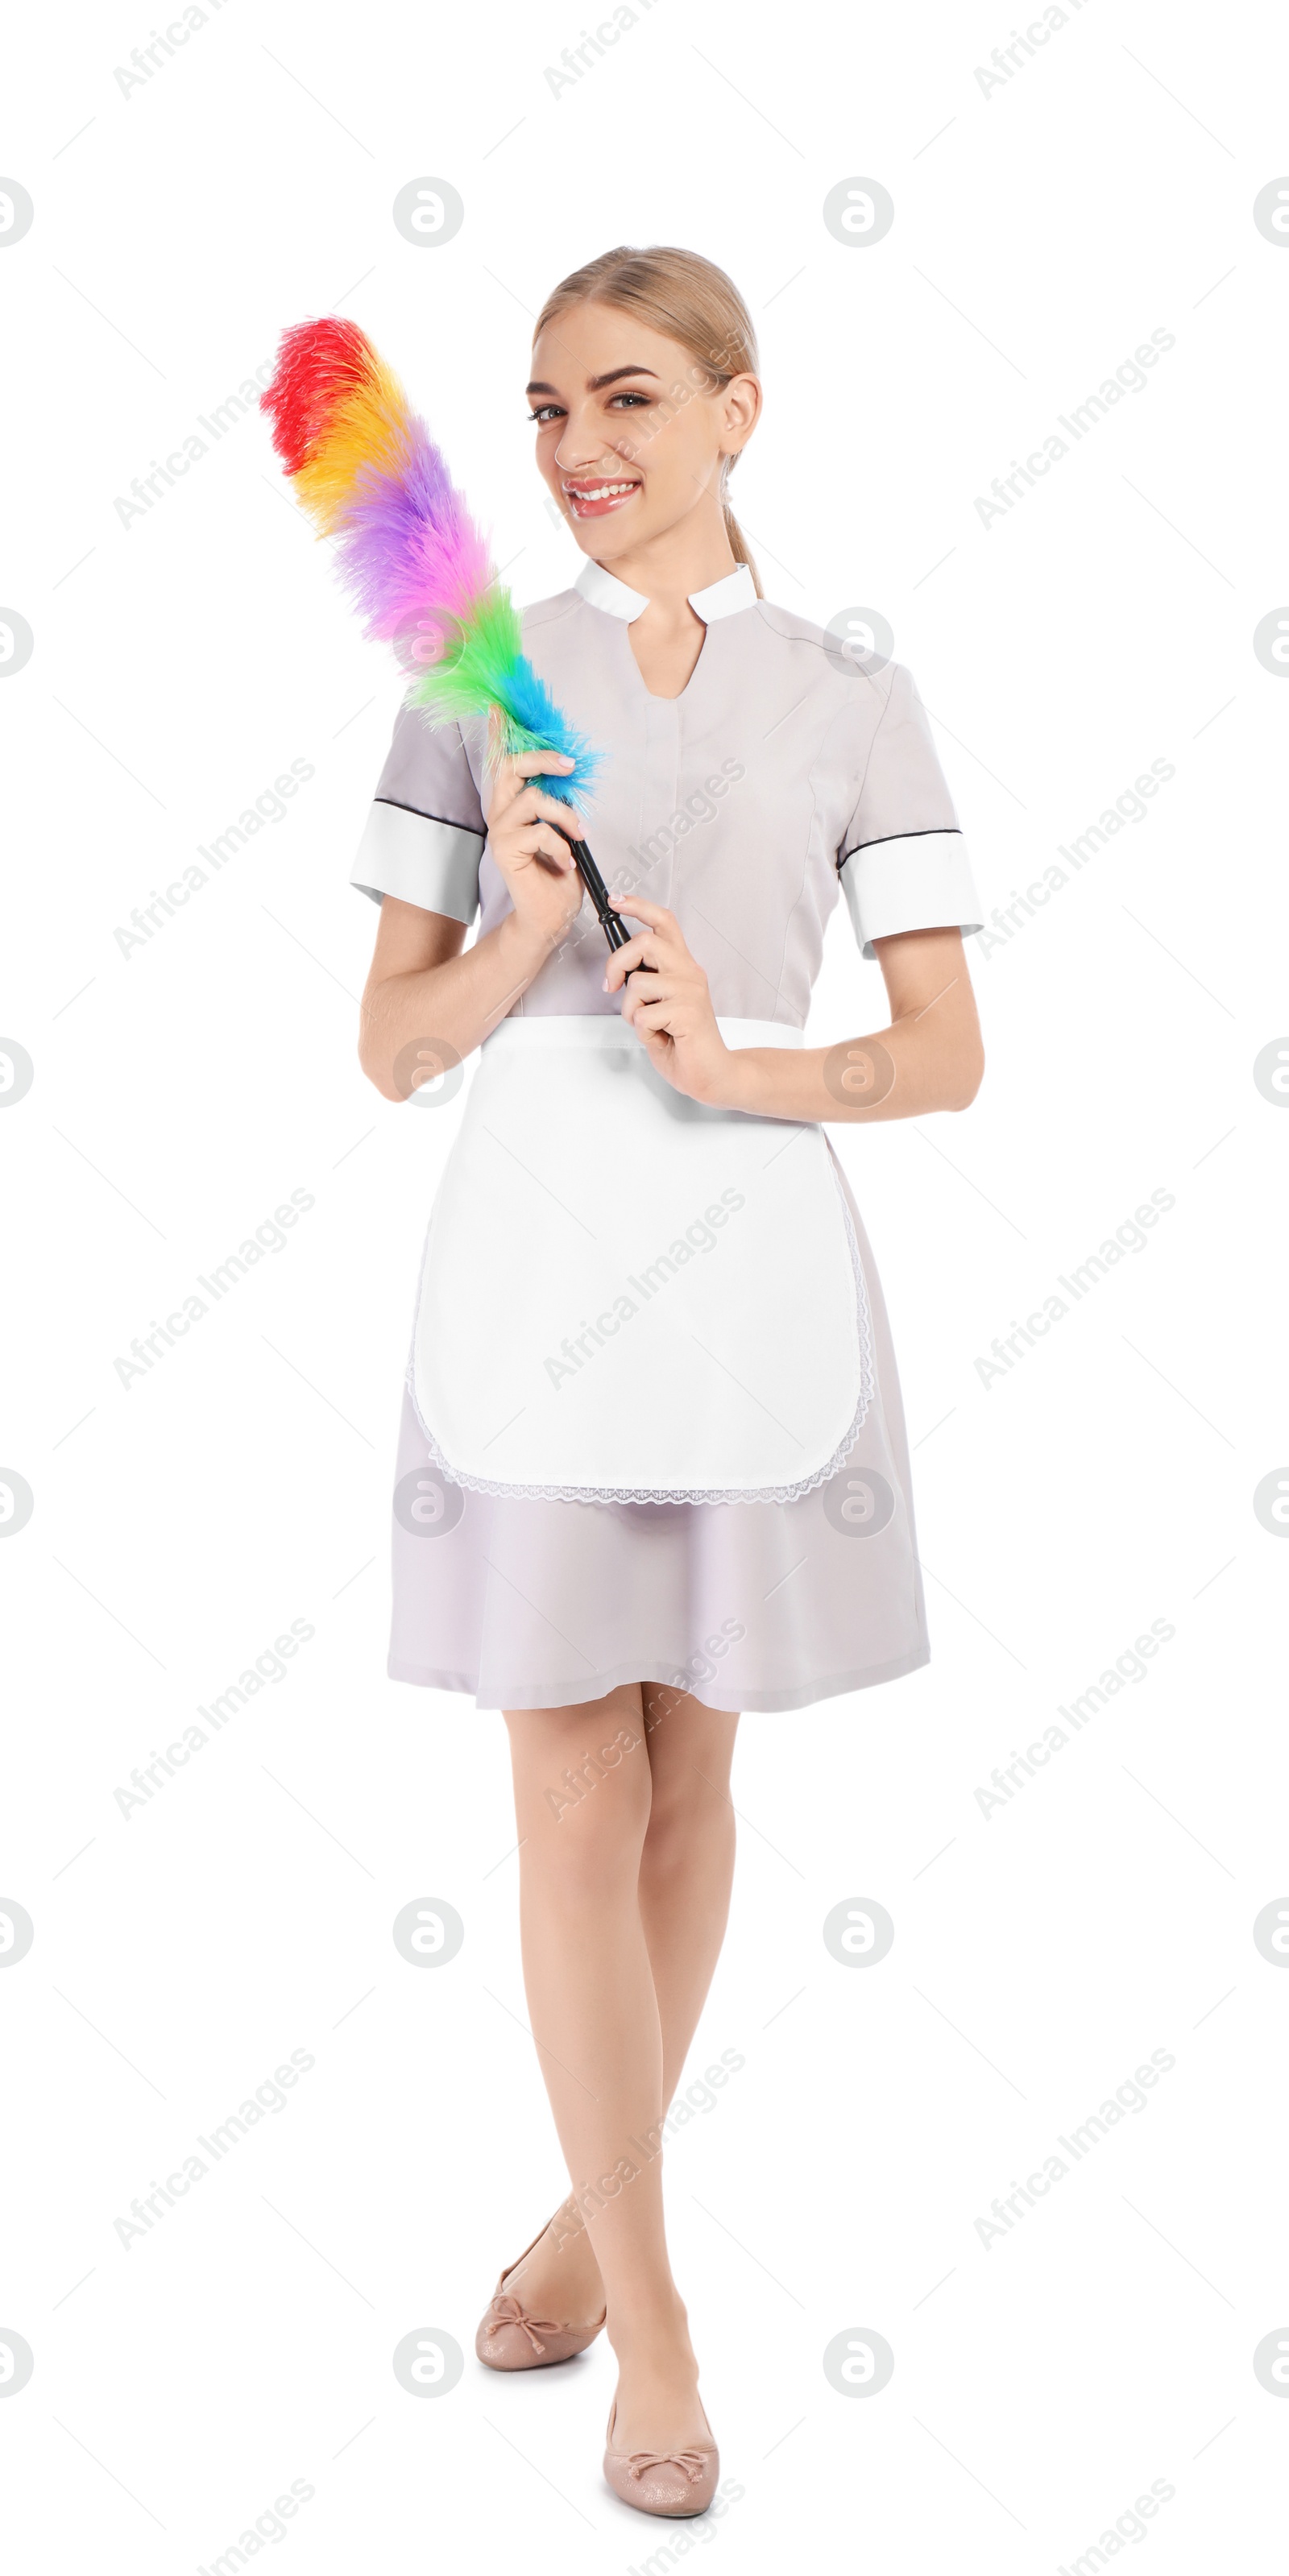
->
<box><xmin>567</xmin><ymin>482</ymin><xmax>637</xmax><ymax>502</ymax></box>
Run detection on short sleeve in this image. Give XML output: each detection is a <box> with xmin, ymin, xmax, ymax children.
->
<box><xmin>837</xmin><ymin>664</ymin><xmax>983</xmax><ymax>959</ymax></box>
<box><xmin>350</xmin><ymin>702</ymin><xmax>486</xmax><ymax>923</ymax></box>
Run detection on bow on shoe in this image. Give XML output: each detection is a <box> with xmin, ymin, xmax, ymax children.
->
<box><xmin>626</xmin><ymin>2450</ymin><xmax>710</xmax><ymax>2483</ymax></box>
<box><xmin>484</xmin><ymin>2295</ymin><xmax>562</xmax><ymax>2356</ymax></box>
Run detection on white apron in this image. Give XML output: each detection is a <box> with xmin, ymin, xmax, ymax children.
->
<box><xmin>407</xmin><ymin>1016</ymin><xmax>874</xmax><ymax>1505</ymax></box>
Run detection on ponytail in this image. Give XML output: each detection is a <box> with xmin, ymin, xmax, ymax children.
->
<box><xmin>720</xmin><ymin>468</ymin><xmax>759</xmax><ymax>594</ymax></box>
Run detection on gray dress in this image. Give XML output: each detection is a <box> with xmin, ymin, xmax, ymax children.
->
<box><xmin>351</xmin><ymin>560</ymin><xmax>982</xmax><ymax>1713</ymax></box>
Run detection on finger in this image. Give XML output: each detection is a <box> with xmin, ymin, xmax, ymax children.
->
<box><xmin>603</xmin><ymin>936</ymin><xmax>645</xmax><ymax>991</ymax></box>
<box><xmin>513</xmin><ymin>789</ymin><xmax>587</xmax><ymax>839</ymax></box>
<box><xmin>622</xmin><ymin>998</ymin><xmax>674</xmax><ymax>1040</ymax></box>
<box><xmin>512</xmin><ymin>825</ymin><xmax>578</xmax><ymax>872</ymax></box>
<box><xmin>609</xmin><ymin>895</ymin><xmax>674</xmax><ymax>930</ymax></box>
<box><xmin>603</xmin><ymin>942</ymin><xmax>665</xmax><ymax>989</ymax></box>
<box><xmin>626</xmin><ymin>996</ymin><xmax>683</xmax><ymax>1037</ymax></box>
<box><xmin>620</xmin><ymin>968</ymin><xmax>676</xmax><ymax>1014</ymax></box>
<box><xmin>495</xmin><ymin>829</ymin><xmax>572</xmax><ymax>880</ymax></box>
<box><xmin>491</xmin><ymin>750</ymin><xmax>576</xmax><ymax>821</ymax></box>
<box><xmin>603</xmin><ymin>933</ymin><xmax>663</xmax><ymax>991</ymax></box>
<box><xmin>507</xmin><ymin>749</ymin><xmax>575</xmax><ymax>781</ymax></box>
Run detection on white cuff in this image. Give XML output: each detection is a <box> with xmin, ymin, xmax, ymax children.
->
<box><xmin>839</xmin><ymin>830</ymin><xmax>983</xmax><ymax>959</ymax></box>
<box><xmin>350</xmin><ymin>801</ymin><xmax>483</xmax><ymax>922</ymax></box>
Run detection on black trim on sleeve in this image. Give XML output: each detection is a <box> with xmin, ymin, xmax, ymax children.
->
<box><xmin>837</xmin><ymin>825</ymin><xmax>962</xmax><ymax>871</ymax></box>
<box><xmin>374</xmin><ymin>795</ymin><xmax>486</xmax><ymax>840</ymax></box>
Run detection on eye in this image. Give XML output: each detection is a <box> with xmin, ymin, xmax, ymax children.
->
<box><xmin>527</xmin><ymin>403</ymin><xmax>564</xmax><ymax>425</ymax></box>
<box><xmin>608</xmin><ymin>391</ymin><xmax>649</xmax><ymax>408</ymax></box>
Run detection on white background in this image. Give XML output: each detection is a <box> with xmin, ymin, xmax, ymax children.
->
<box><xmin>2</xmin><ymin>0</ymin><xmax>1287</xmax><ymax>2567</ymax></box>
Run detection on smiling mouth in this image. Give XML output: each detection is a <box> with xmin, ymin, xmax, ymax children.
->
<box><xmin>562</xmin><ymin>477</ymin><xmax>641</xmax><ymax>519</ymax></box>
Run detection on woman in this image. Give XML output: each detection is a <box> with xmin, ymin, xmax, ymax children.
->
<box><xmin>354</xmin><ymin>246</ymin><xmax>984</xmax><ymax>2520</ymax></box>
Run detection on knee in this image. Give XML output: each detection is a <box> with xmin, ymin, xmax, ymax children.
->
<box><xmin>547</xmin><ymin>1765</ymin><xmax>651</xmax><ymax>1905</ymax></box>
<box><xmin>640</xmin><ymin>1781</ymin><xmax>734</xmax><ymax>1882</ymax></box>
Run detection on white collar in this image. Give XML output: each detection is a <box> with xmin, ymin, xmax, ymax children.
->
<box><xmin>574</xmin><ymin>558</ymin><xmax>756</xmax><ymax>625</ymax></box>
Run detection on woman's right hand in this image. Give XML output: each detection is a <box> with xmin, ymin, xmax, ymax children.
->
<box><xmin>485</xmin><ymin>749</ymin><xmax>586</xmax><ymax>950</ymax></box>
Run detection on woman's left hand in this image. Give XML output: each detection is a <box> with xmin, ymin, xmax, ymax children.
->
<box><xmin>603</xmin><ymin>897</ymin><xmax>730</xmax><ymax>1104</ymax></box>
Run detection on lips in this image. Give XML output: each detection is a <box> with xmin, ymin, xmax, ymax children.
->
<box><xmin>562</xmin><ymin>476</ymin><xmax>641</xmax><ymax>520</ymax></box>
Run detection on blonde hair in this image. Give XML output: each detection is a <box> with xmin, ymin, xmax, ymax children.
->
<box><xmin>534</xmin><ymin>244</ymin><xmax>763</xmax><ymax>597</ymax></box>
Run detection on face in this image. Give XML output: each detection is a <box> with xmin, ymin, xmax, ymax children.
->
<box><xmin>527</xmin><ymin>300</ymin><xmax>760</xmax><ymax>561</ymax></box>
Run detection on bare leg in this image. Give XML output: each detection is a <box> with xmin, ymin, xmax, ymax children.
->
<box><xmin>500</xmin><ymin>1684</ymin><xmax>738</xmax><ymax>2451</ymax></box>
<box><xmin>636</xmin><ymin>1683</ymin><xmax>740</xmax><ymax>2107</ymax></box>
<box><xmin>499</xmin><ymin>1685</ymin><xmax>740</xmax><ymax>2324</ymax></box>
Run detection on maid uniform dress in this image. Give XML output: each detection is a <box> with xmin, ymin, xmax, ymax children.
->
<box><xmin>351</xmin><ymin>560</ymin><xmax>982</xmax><ymax>1713</ymax></box>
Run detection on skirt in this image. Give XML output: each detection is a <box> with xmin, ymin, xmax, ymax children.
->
<box><xmin>388</xmin><ymin>1146</ymin><xmax>928</xmax><ymax>1715</ymax></box>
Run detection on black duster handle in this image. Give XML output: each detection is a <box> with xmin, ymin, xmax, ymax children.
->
<box><xmin>565</xmin><ymin>834</ymin><xmax>657</xmax><ymax>975</ymax></box>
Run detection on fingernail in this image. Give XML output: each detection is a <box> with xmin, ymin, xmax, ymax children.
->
<box><xmin>602</xmin><ymin>975</ymin><xmax>608</xmax><ymax>991</ymax></box>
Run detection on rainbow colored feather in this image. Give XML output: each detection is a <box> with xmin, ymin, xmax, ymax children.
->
<box><xmin>260</xmin><ymin>317</ymin><xmax>599</xmax><ymax>805</ymax></box>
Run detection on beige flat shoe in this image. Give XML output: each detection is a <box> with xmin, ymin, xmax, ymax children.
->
<box><xmin>602</xmin><ymin>2395</ymin><xmax>720</xmax><ymax>2518</ymax></box>
<box><xmin>475</xmin><ymin>2218</ymin><xmax>607</xmax><ymax>2371</ymax></box>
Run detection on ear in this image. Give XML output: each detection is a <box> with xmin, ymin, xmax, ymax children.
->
<box><xmin>719</xmin><ymin>371</ymin><xmax>761</xmax><ymax>459</ymax></box>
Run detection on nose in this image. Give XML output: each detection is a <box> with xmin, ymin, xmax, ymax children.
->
<box><xmin>554</xmin><ymin>404</ymin><xmax>636</xmax><ymax>474</ymax></box>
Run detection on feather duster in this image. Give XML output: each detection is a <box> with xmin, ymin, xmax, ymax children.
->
<box><xmin>260</xmin><ymin>316</ymin><xmax>600</xmax><ymax>809</ymax></box>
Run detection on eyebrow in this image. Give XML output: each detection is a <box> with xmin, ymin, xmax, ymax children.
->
<box><xmin>524</xmin><ymin>366</ymin><xmax>661</xmax><ymax>396</ymax></box>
